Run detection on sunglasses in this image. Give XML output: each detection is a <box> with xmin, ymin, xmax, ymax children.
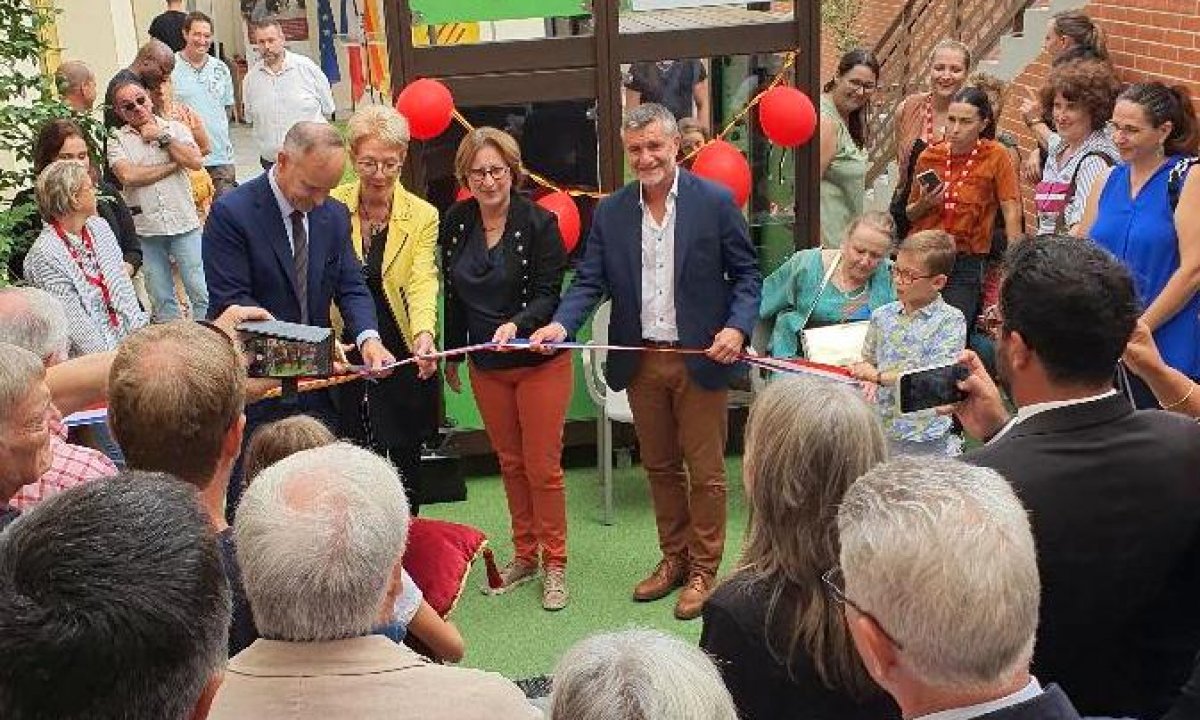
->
<box><xmin>119</xmin><ymin>95</ymin><xmax>150</xmax><ymax>114</ymax></box>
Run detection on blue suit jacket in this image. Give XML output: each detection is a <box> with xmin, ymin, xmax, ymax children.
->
<box><xmin>554</xmin><ymin>169</ymin><xmax>761</xmax><ymax>391</ymax></box>
<box><xmin>202</xmin><ymin>172</ymin><xmax>377</xmax><ymax>340</ymax></box>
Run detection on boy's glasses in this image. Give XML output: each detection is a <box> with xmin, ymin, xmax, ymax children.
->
<box><xmin>890</xmin><ymin>266</ymin><xmax>934</xmax><ymax>285</ymax></box>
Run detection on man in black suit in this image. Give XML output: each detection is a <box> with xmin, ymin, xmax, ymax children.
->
<box><xmin>949</xmin><ymin>235</ymin><xmax>1200</xmax><ymax>719</ymax></box>
<box><xmin>839</xmin><ymin>456</ymin><xmax>1089</xmax><ymax>720</ymax></box>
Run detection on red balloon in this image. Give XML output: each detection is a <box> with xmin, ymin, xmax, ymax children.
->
<box><xmin>759</xmin><ymin>86</ymin><xmax>817</xmax><ymax>147</ymax></box>
<box><xmin>691</xmin><ymin>140</ymin><xmax>752</xmax><ymax>207</ymax></box>
<box><xmin>395</xmin><ymin>78</ymin><xmax>454</xmax><ymax>141</ymax></box>
<box><xmin>454</xmin><ymin>185</ymin><xmax>471</xmax><ymax>202</ymax></box>
<box><xmin>536</xmin><ymin>191</ymin><xmax>582</xmax><ymax>253</ymax></box>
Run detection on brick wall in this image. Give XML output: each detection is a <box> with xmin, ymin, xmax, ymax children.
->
<box><xmin>998</xmin><ymin>0</ymin><xmax>1200</xmax><ymax>221</ymax></box>
<box><xmin>820</xmin><ymin>0</ymin><xmax>907</xmax><ymax>82</ymax></box>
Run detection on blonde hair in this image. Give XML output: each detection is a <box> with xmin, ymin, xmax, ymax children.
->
<box><xmin>900</xmin><ymin>229</ymin><xmax>957</xmax><ymax>277</ymax></box>
<box><xmin>346</xmin><ymin>104</ymin><xmax>410</xmax><ymax>154</ymax></box>
<box><xmin>929</xmin><ymin>39</ymin><xmax>972</xmax><ymax>69</ymax></box>
<box><xmin>243</xmin><ymin>415</ymin><xmax>337</xmax><ymax>483</ymax></box>
<box><xmin>453</xmin><ymin>126</ymin><xmax>522</xmax><ymax>187</ymax></box>
<box><xmin>735</xmin><ymin>376</ymin><xmax>888</xmax><ymax>696</ymax></box>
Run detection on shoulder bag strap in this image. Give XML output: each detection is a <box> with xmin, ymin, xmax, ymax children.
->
<box><xmin>799</xmin><ymin>251</ymin><xmax>841</xmax><ymax>330</ymax></box>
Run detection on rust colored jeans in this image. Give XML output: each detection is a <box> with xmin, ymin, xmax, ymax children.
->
<box><xmin>469</xmin><ymin>352</ymin><xmax>573</xmax><ymax>568</ymax></box>
<box><xmin>626</xmin><ymin>352</ymin><xmax>729</xmax><ymax>576</ymax></box>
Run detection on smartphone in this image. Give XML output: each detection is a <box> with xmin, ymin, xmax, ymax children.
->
<box><xmin>896</xmin><ymin>361</ymin><xmax>969</xmax><ymax>414</ymax></box>
<box><xmin>916</xmin><ymin>169</ymin><xmax>942</xmax><ymax>193</ymax></box>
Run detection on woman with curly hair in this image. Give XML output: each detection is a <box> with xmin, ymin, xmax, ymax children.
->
<box><xmin>1031</xmin><ymin>60</ymin><xmax>1120</xmax><ymax>234</ymax></box>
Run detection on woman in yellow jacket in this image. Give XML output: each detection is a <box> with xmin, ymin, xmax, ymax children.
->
<box><xmin>330</xmin><ymin>104</ymin><xmax>440</xmax><ymax>512</ymax></box>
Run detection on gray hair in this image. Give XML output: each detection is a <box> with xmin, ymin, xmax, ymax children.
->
<box><xmin>622</xmin><ymin>102</ymin><xmax>680</xmax><ymax>137</ymax></box>
<box><xmin>838</xmin><ymin>457</ymin><xmax>1039</xmax><ymax>691</ymax></box>
<box><xmin>0</xmin><ymin>287</ymin><xmax>70</xmax><ymax>364</ymax></box>
<box><xmin>549</xmin><ymin>628</ymin><xmax>739</xmax><ymax>720</ymax></box>
<box><xmin>281</xmin><ymin>121</ymin><xmax>345</xmax><ymax>158</ymax></box>
<box><xmin>0</xmin><ymin>342</ymin><xmax>46</xmax><ymax>425</ymax></box>
<box><xmin>234</xmin><ymin>443</ymin><xmax>411</xmax><ymax>641</ymax></box>
<box><xmin>35</xmin><ymin>159</ymin><xmax>90</xmax><ymax>221</ymax></box>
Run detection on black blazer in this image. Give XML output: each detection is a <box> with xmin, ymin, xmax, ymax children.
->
<box><xmin>440</xmin><ymin>193</ymin><xmax>566</xmax><ymax>370</ymax></box>
<box><xmin>700</xmin><ymin>574</ymin><xmax>899</xmax><ymax>720</ymax></box>
<box><xmin>967</xmin><ymin>394</ymin><xmax>1200</xmax><ymax>719</ymax></box>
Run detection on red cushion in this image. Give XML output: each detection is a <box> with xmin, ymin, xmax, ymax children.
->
<box><xmin>402</xmin><ymin>517</ymin><xmax>487</xmax><ymax>617</ymax></box>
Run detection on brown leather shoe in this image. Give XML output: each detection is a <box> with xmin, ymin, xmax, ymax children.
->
<box><xmin>674</xmin><ymin>572</ymin><xmax>715</xmax><ymax>620</ymax></box>
<box><xmin>632</xmin><ymin>556</ymin><xmax>688</xmax><ymax>602</ymax></box>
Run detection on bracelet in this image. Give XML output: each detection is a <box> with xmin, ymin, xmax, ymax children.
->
<box><xmin>1162</xmin><ymin>382</ymin><xmax>1197</xmax><ymax>411</ymax></box>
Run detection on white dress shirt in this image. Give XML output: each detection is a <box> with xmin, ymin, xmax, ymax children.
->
<box><xmin>917</xmin><ymin>677</ymin><xmax>1042</xmax><ymax>720</ymax></box>
<box><xmin>640</xmin><ymin>168</ymin><xmax>681</xmax><ymax>342</ymax></box>
<box><xmin>106</xmin><ymin>117</ymin><xmax>200</xmax><ymax>237</ymax></box>
<box><xmin>988</xmin><ymin>390</ymin><xmax>1117</xmax><ymax>444</ymax></box>
<box><xmin>242</xmin><ymin>51</ymin><xmax>335</xmax><ymax>162</ymax></box>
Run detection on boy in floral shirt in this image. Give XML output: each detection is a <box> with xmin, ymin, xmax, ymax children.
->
<box><xmin>850</xmin><ymin>230</ymin><xmax>966</xmax><ymax>455</ymax></box>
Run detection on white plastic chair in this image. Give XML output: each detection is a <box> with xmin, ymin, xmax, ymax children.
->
<box><xmin>580</xmin><ymin>300</ymin><xmax>633</xmax><ymax>525</ymax></box>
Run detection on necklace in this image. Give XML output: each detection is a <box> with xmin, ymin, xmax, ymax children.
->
<box><xmin>52</xmin><ymin>220</ymin><xmax>119</xmax><ymax>329</ymax></box>
<box><xmin>923</xmin><ymin>94</ymin><xmax>946</xmax><ymax>144</ymax></box>
<box><xmin>943</xmin><ymin>138</ymin><xmax>983</xmax><ymax>226</ymax></box>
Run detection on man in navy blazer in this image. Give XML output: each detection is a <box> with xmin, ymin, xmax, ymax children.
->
<box><xmin>203</xmin><ymin>121</ymin><xmax>394</xmax><ymax>518</ymax></box>
<box><xmin>531</xmin><ymin>103</ymin><xmax>761</xmax><ymax>620</ymax></box>
<box><xmin>950</xmin><ymin>236</ymin><xmax>1200</xmax><ymax>718</ymax></box>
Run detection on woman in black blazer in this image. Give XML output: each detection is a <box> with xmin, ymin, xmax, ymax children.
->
<box><xmin>440</xmin><ymin>127</ymin><xmax>572</xmax><ymax>612</ymax></box>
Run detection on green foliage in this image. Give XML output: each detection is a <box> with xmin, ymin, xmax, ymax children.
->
<box><xmin>0</xmin><ymin>1</ymin><xmax>76</xmax><ymax>285</ymax></box>
<box><xmin>821</xmin><ymin>0</ymin><xmax>864</xmax><ymax>54</ymax></box>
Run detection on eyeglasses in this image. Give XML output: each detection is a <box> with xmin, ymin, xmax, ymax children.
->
<box><xmin>821</xmin><ymin>567</ymin><xmax>905</xmax><ymax>650</ymax></box>
<box><xmin>467</xmin><ymin>165</ymin><xmax>510</xmax><ymax>183</ymax></box>
<box><xmin>355</xmin><ymin>158</ymin><xmax>403</xmax><ymax>175</ymax></box>
<box><xmin>1106</xmin><ymin>120</ymin><xmax>1146</xmax><ymax>137</ymax></box>
<box><xmin>890</xmin><ymin>265</ymin><xmax>935</xmax><ymax>285</ymax></box>
<box><xmin>119</xmin><ymin>95</ymin><xmax>150</xmax><ymax>114</ymax></box>
<box><xmin>846</xmin><ymin>78</ymin><xmax>877</xmax><ymax>93</ymax></box>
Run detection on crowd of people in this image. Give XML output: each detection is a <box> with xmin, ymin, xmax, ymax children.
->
<box><xmin>2</xmin><ymin>3</ymin><xmax>1200</xmax><ymax>720</ymax></box>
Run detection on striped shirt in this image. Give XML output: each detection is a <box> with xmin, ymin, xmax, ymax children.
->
<box><xmin>1035</xmin><ymin>130</ymin><xmax>1119</xmax><ymax>235</ymax></box>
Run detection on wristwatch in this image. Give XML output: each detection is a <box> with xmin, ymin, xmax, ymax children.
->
<box><xmin>153</xmin><ymin>131</ymin><xmax>174</xmax><ymax>149</ymax></box>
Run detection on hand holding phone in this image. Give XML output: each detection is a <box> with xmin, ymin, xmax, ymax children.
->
<box><xmin>916</xmin><ymin>169</ymin><xmax>942</xmax><ymax>193</ymax></box>
<box><xmin>897</xmin><ymin>361</ymin><xmax>969</xmax><ymax>414</ymax></box>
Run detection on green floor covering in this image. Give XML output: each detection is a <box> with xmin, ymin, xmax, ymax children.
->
<box><xmin>422</xmin><ymin>456</ymin><xmax>748</xmax><ymax>680</ymax></box>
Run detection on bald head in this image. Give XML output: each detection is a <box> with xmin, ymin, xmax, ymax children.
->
<box><xmin>131</xmin><ymin>40</ymin><xmax>175</xmax><ymax>90</ymax></box>
<box><xmin>56</xmin><ymin>61</ymin><xmax>96</xmax><ymax>111</ymax></box>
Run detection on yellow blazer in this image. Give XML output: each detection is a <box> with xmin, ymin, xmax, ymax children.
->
<box><xmin>330</xmin><ymin>180</ymin><xmax>440</xmax><ymax>350</ymax></box>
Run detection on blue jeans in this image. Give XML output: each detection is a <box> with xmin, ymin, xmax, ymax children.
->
<box><xmin>140</xmin><ymin>228</ymin><xmax>208</xmax><ymax>321</ymax></box>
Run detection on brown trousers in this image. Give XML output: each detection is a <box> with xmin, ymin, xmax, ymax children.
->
<box><xmin>469</xmin><ymin>352</ymin><xmax>573</xmax><ymax>568</ymax></box>
<box><xmin>626</xmin><ymin>352</ymin><xmax>728</xmax><ymax>575</ymax></box>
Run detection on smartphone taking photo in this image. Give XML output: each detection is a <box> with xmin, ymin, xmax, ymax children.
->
<box><xmin>896</xmin><ymin>361</ymin><xmax>968</xmax><ymax>414</ymax></box>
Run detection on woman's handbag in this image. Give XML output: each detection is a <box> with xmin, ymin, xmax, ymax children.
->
<box><xmin>796</xmin><ymin>252</ymin><xmax>870</xmax><ymax>366</ymax></box>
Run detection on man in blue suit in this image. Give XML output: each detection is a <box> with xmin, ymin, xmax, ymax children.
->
<box><xmin>531</xmin><ymin>103</ymin><xmax>761</xmax><ymax>620</ymax></box>
<box><xmin>203</xmin><ymin>121</ymin><xmax>394</xmax><ymax>518</ymax></box>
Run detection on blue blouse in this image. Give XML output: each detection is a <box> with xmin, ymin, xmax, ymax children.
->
<box><xmin>1091</xmin><ymin>156</ymin><xmax>1200</xmax><ymax>378</ymax></box>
